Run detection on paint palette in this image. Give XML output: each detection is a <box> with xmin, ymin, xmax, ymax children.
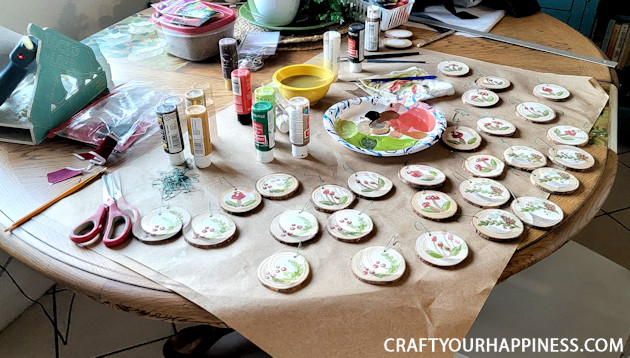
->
<box><xmin>475</xmin><ymin>76</ymin><xmax>511</xmax><ymax>91</ymax></box>
<box><xmin>510</xmin><ymin>197</ymin><xmax>563</xmax><ymax>229</ymax></box>
<box><xmin>503</xmin><ymin>146</ymin><xmax>547</xmax><ymax>171</ymax></box>
<box><xmin>442</xmin><ymin>126</ymin><xmax>482</xmax><ymax>151</ymax></box>
<box><xmin>323</xmin><ymin>96</ymin><xmax>447</xmax><ymax>157</ymax></box>
<box><xmin>515</xmin><ymin>102</ymin><xmax>556</xmax><ymax>123</ymax></box>
<box><xmin>347</xmin><ymin>171</ymin><xmax>393</xmax><ymax>198</ymax></box>
<box><xmin>133</xmin><ymin>206</ymin><xmax>190</xmax><ymax>243</ymax></box>
<box><xmin>398</xmin><ymin>165</ymin><xmax>446</xmax><ymax>189</ymax></box>
<box><xmin>270</xmin><ymin>210</ymin><xmax>319</xmax><ymax>245</ymax></box>
<box><xmin>184</xmin><ymin>213</ymin><xmax>237</xmax><ymax>248</ymax></box>
<box><xmin>411</xmin><ymin>190</ymin><xmax>458</xmax><ymax>221</ymax></box>
<box><xmin>351</xmin><ymin>246</ymin><xmax>406</xmax><ymax>285</ymax></box>
<box><xmin>462</xmin><ymin>89</ymin><xmax>499</xmax><ymax>107</ymax></box>
<box><xmin>530</xmin><ymin>167</ymin><xmax>579</xmax><ymax>194</ymax></box>
<box><xmin>533</xmin><ymin>84</ymin><xmax>570</xmax><ymax>101</ymax></box>
<box><xmin>256</xmin><ymin>173</ymin><xmax>299</xmax><ymax>199</ymax></box>
<box><xmin>476</xmin><ymin>117</ymin><xmax>516</xmax><ymax>136</ymax></box>
<box><xmin>548</xmin><ymin>145</ymin><xmax>595</xmax><ymax>171</ymax></box>
<box><xmin>472</xmin><ymin>209</ymin><xmax>524</xmax><ymax>241</ymax></box>
<box><xmin>219</xmin><ymin>188</ymin><xmax>262</xmax><ymax>214</ymax></box>
<box><xmin>459</xmin><ymin>178</ymin><xmax>510</xmax><ymax>208</ymax></box>
<box><xmin>257</xmin><ymin>252</ymin><xmax>310</xmax><ymax>293</ymax></box>
<box><xmin>463</xmin><ymin>154</ymin><xmax>505</xmax><ymax>178</ymax></box>
<box><xmin>547</xmin><ymin>125</ymin><xmax>588</xmax><ymax>146</ymax></box>
<box><xmin>311</xmin><ymin>184</ymin><xmax>355</xmax><ymax>212</ymax></box>
<box><xmin>326</xmin><ymin>209</ymin><xmax>374</xmax><ymax>242</ymax></box>
<box><xmin>415</xmin><ymin>231</ymin><xmax>468</xmax><ymax>267</ymax></box>
<box><xmin>437</xmin><ymin>60</ymin><xmax>469</xmax><ymax>76</ymax></box>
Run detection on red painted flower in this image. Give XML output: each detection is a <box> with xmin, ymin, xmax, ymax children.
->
<box><xmin>425</xmin><ymin>195</ymin><xmax>440</xmax><ymax>200</ymax></box>
<box><xmin>476</xmin><ymin>157</ymin><xmax>489</xmax><ymax>162</ymax></box>
<box><xmin>437</xmin><ymin>242</ymin><xmax>444</xmax><ymax>247</ymax></box>
<box><xmin>323</xmin><ymin>189</ymin><xmax>329</xmax><ymax>194</ymax></box>
<box><xmin>541</xmin><ymin>87</ymin><xmax>553</xmax><ymax>92</ymax></box>
<box><xmin>422</xmin><ymin>202</ymin><xmax>430</xmax><ymax>208</ymax></box>
<box><xmin>431</xmin><ymin>236</ymin><xmax>437</xmax><ymax>242</ymax></box>
<box><xmin>451</xmin><ymin>131</ymin><xmax>463</xmax><ymax>138</ymax></box>
<box><xmin>409</xmin><ymin>170</ymin><xmax>422</xmax><ymax>177</ymax></box>
<box><xmin>475</xmin><ymin>164</ymin><xmax>482</xmax><ymax>171</ymax></box>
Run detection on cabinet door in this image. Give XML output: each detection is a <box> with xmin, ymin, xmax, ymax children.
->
<box><xmin>538</xmin><ymin>0</ymin><xmax>600</xmax><ymax>36</ymax></box>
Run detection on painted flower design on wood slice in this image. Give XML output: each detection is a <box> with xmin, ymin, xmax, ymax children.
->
<box><xmin>459</xmin><ymin>178</ymin><xmax>510</xmax><ymax>208</ymax></box>
<box><xmin>347</xmin><ymin>171</ymin><xmax>393</xmax><ymax>198</ymax></box>
<box><xmin>504</xmin><ymin>146</ymin><xmax>547</xmax><ymax>170</ymax></box>
<box><xmin>416</xmin><ymin>231</ymin><xmax>468</xmax><ymax>267</ymax></box>
<box><xmin>530</xmin><ymin>168</ymin><xmax>579</xmax><ymax>194</ymax></box>
<box><xmin>472</xmin><ymin>209</ymin><xmax>524</xmax><ymax>240</ymax></box>
<box><xmin>547</xmin><ymin>125</ymin><xmax>588</xmax><ymax>146</ymax></box>
<box><xmin>257</xmin><ymin>252</ymin><xmax>310</xmax><ymax>293</ymax></box>
<box><xmin>442</xmin><ymin>126</ymin><xmax>482</xmax><ymax>150</ymax></box>
<box><xmin>312</xmin><ymin>184</ymin><xmax>355</xmax><ymax>212</ymax></box>
<box><xmin>351</xmin><ymin>246</ymin><xmax>406</xmax><ymax>284</ymax></box>
<box><xmin>133</xmin><ymin>207</ymin><xmax>190</xmax><ymax>243</ymax></box>
<box><xmin>411</xmin><ymin>190</ymin><xmax>458</xmax><ymax>220</ymax></box>
<box><xmin>510</xmin><ymin>197</ymin><xmax>563</xmax><ymax>229</ymax></box>
<box><xmin>398</xmin><ymin>165</ymin><xmax>446</xmax><ymax>188</ymax></box>
<box><xmin>326</xmin><ymin>209</ymin><xmax>373</xmax><ymax>242</ymax></box>
<box><xmin>475</xmin><ymin>76</ymin><xmax>510</xmax><ymax>90</ymax></box>
<box><xmin>141</xmin><ymin>209</ymin><xmax>183</xmax><ymax>235</ymax></box>
<box><xmin>191</xmin><ymin>213</ymin><xmax>236</xmax><ymax>240</ymax></box>
<box><xmin>548</xmin><ymin>145</ymin><xmax>594</xmax><ymax>171</ymax></box>
<box><xmin>255</xmin><ymin>173</ymin><xmax>299</xmax><ymax>199</ymax></box>
<box><xmin>271</xmin><ymin>210</ymin><xmax>319</xmax><ymax>245</ymax></box>
<box><xmin>464</xmin><ymin>154</ymin><xmax>505</xmax><ymax>178</ymax></box>
<box><xmin>220</xmin><ymin>188</ymin><xmax>261</xmax><ymax>213</ymax></box>
<box><xmin>476</xmin><ymin>117</ymin><xmax>516</xmax><ymax>136</ymax></box>
<box><xmin>437</xmin><ymin>60</ymin><xmax>469</xmax><ymax>76</ymax></box>
<box><xmin>515</xmin><ymin>102</ymin><xmax>556</xmax><ymax>123</ymax></box>
<box><xmin>462</xmin><ymin>89</ymin><xmax>499</xmax><ymax>107</ymax></box>
<box><xmin>533</xmin><ymin>84</ymin><xmax>570</xmax><ymax>100</ymax></box>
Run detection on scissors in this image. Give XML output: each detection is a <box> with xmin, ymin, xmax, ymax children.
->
<box><xmin>69</xmin><ymin>173</ymin><xmax>138</xmax><ymax>247</ymax></box>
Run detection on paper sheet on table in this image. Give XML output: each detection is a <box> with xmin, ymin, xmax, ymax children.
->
<box><xmin>412</xmin><ymin>5</ymin><xmax>505</xmax><ymax>37</ymax></box>
<box><xmin>43</xmin><ymin>50</ymin><xmax>608</xmax><ymax>358</ymax></box>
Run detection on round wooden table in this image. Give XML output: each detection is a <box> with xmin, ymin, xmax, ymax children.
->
<box><xmin>0</xmin><ymin>11</ymin><xmax>618</xmax><ymax>326</ymax></box>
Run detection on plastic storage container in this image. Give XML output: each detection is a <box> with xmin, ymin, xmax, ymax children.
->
<box><xmin>350</xmin><ymin>0</ymin><xmax>415</xmax><ymax>31</ymax></box>
<box><xmin>150</xmin><ymin>2</ymin><xmax>236</xmax><ymax>61</ymax></box>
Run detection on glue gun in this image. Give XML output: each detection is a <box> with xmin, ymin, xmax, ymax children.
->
<box><xmin>0</xmin><ymin>35</ymin><xmax>38</xmax><ymax>106</ymax></box>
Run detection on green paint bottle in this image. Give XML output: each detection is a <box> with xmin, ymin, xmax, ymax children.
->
<box><xmin>252</xmin><ymin>101</ymin><xmax>274</xmax><ymax>163</ymax></box>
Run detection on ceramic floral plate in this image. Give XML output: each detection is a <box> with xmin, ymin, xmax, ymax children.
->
<box><xmin>323</xmin><ymin>96</ymin><xmax>447</xmax><ymax>157</ymax></box>
<box><xmin>351</xmin><ymin>246</ymin><xmax>406</xmax><ymax>284</ymax></box>
<box><xmin>547</xmin><ymin>125</ymin><xmax>588</xmax><ymax>146</ymax></box>
<box><xmin>257</xmin><ymin>252</ymin><xmax>310</xmax><ymax>293</ymax></box>
<box><xmin>347</xmin><ymin>171</ymin><xmax>393</xmax><ymax>198</ymax></box>
<box><xmin>511</xmin><ymin>197</ymin><xmax>563</xmax><ymax>229</ymax></box>
<box><xmin>415</xmin><ymin>231</ymin><xmax>468</xmax><ymax>266</ymax></box>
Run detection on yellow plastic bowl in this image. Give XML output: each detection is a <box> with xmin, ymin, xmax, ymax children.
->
<box><xmin>272</xmin><ymin>64</ymin><xmax>334</xmax><ymax>104</ymax></box>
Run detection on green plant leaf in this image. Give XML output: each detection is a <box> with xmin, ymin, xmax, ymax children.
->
<box><xmin>467</xmin><ymin>137</ymin><xmax>477</xmax><ymax>145</ymax></box>
<box><xmin>426</xmin><ymin>250</ymin><xmax>443</xmax><ymax>259</ymax></box>
<box><xmin>442</xmin><ymin>201</ymin><xmax>451</xmax><ymax>211</ymax></box>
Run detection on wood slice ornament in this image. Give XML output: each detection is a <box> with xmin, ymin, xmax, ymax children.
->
<box><xmin>347</xmin><ymin>171</ymin><xmax>392</xmax><ymax>199</ymax></box>
<box><xmin>548</xmin><ymin>145</ymin><xmax>595</xmax><ymax>171</ymax></box>
<box><xmin>255</xmin><ymin>173</ymin><xmax>299</xmax><ymax>199</ymax></box>
<box><xmin>311</xmin><ymin>184</ymin><xmax>355</xmax><ymax>212</ymax></box>
<box><xmin>530</xmin><ymin>167</ymin><xmax>579</xmax><ymax>194</ymax></box>
<box><xmin>398</xmin><ymin>165</ymin><xmax>446</xmax><ymax>189</ymax></box>
<box><xmin>463</xmin><ymin>154</ymin><xmax>504</xmax><ymax>178</ymax></box>
<box><xmin>411</xmin><ymin>190</ymin><xmax>458</xmax><ymax>221</ymax></box>
<box><xmin>219</xmin><ymin>188</ymin><xmax>262</xmax><ymax>214</ymax></box>
<box><xmin>503</xmin><ymin>146</ymin><xmax>547</xmax><ymax>171</ymax></box>
<box><xmin>510</xmin><ymin>197</ymin><xmax>564</xmax><ymax>229</ymax></box>
<box><xmin>462</xmin><ymin>89</ymin><xmax>499</xmax><ymax>107</ymax></box>
<box><xmin>533</xmin><ymin>84</ymin><xmax>570</xmax><ymax>101</ymax></box>
<box><xmin>442</xmin><ymin>126</ymin><xmax>482</xmax><ymax>151</ymax></box>
<box><xmin>351</xmin><ymin>246</ymin><xmax>406</xmax><ymax>285</ymax></box>
<box><xmin>257</xmin><ymin>252</ymin><xmax>310</xmax><ymax>293</ymax></box>
<box><xmin>437</xmin><ymin>60</ymin><xmax>469</xmax><ymax>76</ymax></box>
<box><xmin>385</xmin><ymin>29</ymin><xmax>413</xmax><ymax>39</ymax></box>
<box><xmin>133</xmin><ymin>206</ymin><xmax>190</xmax><ymax>243</ymax></box>
<box><xmin>270</xmin><ymin>210</ymin><xmax>319</xmax><ymax>245</ymax></box>
<box><xmin>515</xmin><ymin>102</ymin><xmax>556</xmax><ymax>123</ymax></box>
<box><xmin>547</xmin><ymin>125</ymin><xmax>588</xmax><ymax>146</ymax></box>
<box><xmin>140</xmin><ymin>208</ymin><xmax>183</xmax><ymax>236</ymax></box>
<box><xmin>383</xmin><ymin>38</ymin><xmax>412</xmax><ymax>49</ymax></box>
<box><xmin>459</xmin><ymin>178</ymin><xmax>510</xmax><ymax>208</ymax></box>
<box><xmin>184</xmin><ymin>213</ymin><xmax>236</xmax><ymax>248</ymax></box>
<box><xmin>475</xmin><ymin>76</ymin><xmax>511</xmax><ymax>91</ymax></box>
<box><xmin>326</xmin><ymin>209</ymin><xmax>373</xmax><ymax>242</ymax></box>
<box><xmin>472</xmin><ymin>209</ymin><xmax>524</xmax><ymax>241</ymax></box>
<box><xmin>415</xmin><ymin>231</ymin><xmax>468</xmax><ymax>267</ymax></box>
<box><xmin>477</xmin><ymin>117</ymin><xmax>516</xmax><ymax>136</ymax></box>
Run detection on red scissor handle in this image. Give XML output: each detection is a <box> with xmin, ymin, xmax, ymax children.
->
<box><xmin>102</xmin><ymin>202</ymin><xmax>132</xmax><ymax>247</ymax></box>
<box><xmin>69</xmin><ymin>204</ymin><xmax>107</xmax><ymax>244</ymax></box>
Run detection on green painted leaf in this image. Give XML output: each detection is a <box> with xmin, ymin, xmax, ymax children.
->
<box><xmin>467</xmin><ymin>137</ymin><xmax>477</xmax><ymax>145</ymax></box>
<box><xmin>225</xmin><ymin>201</ymin><xmax>236</xmax><ymax>207</ymax></box>
<box><xmin>451</xmin><ymin>245</ymin><xmax>462</xmax><ymax>256</ymax></box>
<box><xmin>499</xmin><ymin>126</ymin><xmax>510</xmax><ymax>130</ymax></box>
<box><xmin>242</xmin><ymin>199</ymin><xmax>257</xmax><ymax>207</ymax></box>
<box><xmin>377</xmin><ymin>178</ymin><xmax>385</xmax><ymax>187</ymax></box>
<box><xmin>490</xmin><ymin>159</ymin><xmax>497</xmax><ymax>167</ymax></box>
<box><xmin>481</xmin><ymin>168</ymin><xmax>492</xmax><ymax>173</ymax></box>
<box><xmin>320</xmin><ymin>201</ymin><xmax>334</xmax><ymax>206</ymax></box>
<box><xmin>486</xmin><ymin>96</ymin><xmax>494</xmax><ymax>102</ymax></box>
<box><xmin>447</xmin><ymin>140</ymin><xmax>461</xmax><ymax>145</ymax></box>
<box><xmin>442</xmin><ymin>201</ymin><xmax>451</xmax><ymax>211</ymax></box>
<box><xmin>556</xmin><ymin>91</ymin><xmax>563</xmax><ymax>96</ymax></box>
<box><xmin>422</xmin><ymin>208</ymin><xmax>437</xmax><ymax>213</ymax></box>
<box><xmin>554</xmin><ymin>128</ymin><xmax>561</xmax><ymax>135</ymax></box>
<box><xmin>526</xmin><ymin>114</ymin><xmax>539</xmax><ymax>118</ymax></box>
<box><xmin>542</xmin><ymin>110</ymin><xmax>550</xmax><ymax>116</ymax></box>
<box><xmin>426</xmin><ymin>250</ymin><xmax>443</xmax><ymax>259</ymax></box>
<box><xmin>421</xmin><ymin>178</ymin><xmax>434</xmax><ymax>181</ymax></box>
<box><xmin>429</xmin><ymin>170</ymin><xmax>438</xmax><ymax>176</ymax></box>
<box><xmin>339</xmin><ymin>196</ymin><xmax>349</xmax><ymax>204</ymax></box>
<box><xmin>361</xmin><ymin>188</ymin><xmax>375</xmax><ymax>192</ymax></box>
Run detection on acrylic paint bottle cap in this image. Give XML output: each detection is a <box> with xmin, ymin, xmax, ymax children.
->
<box><xmin>195</xmin><ymin>154</ymin><xmax>212</xmax><ymax>168</ymax></box>
<box><xmin>350</xmin><ymin>62</ymin><xmax>363</xmax><ymax>73</ymax></box>
<box><xmin>257</xmin><ymin>149</ymin><xmax>274</xmax><ymax>163</ymax></box>
<box><xmin>292</xmin><ymin>145</ymin><xmax>308</xmax><ymax>158</ymax></box>
<box><xmin>168</xmin><ymin>152</ymin><xmax>186</xmax><ymax>166</ymax></box>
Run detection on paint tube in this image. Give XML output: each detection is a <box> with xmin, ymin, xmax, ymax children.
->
<box><xmin>252</xmin><ymin>101</ymin><xmax>275</xmax><ymax>163</ymax></box>
<box><xmin>348</xmin><ymin>23</ymin><xmax>365</xmax><ymax>73</ymax></box>
<box><xmin>231</xmin><ymin>68</ymin><xmax>252</xmax><ymax>125</ymax></box>
<box><xmin>185</xmin><ymin>105</ymin><xmax>212</xmax><ymax>168</ymax></box>
<box><xmin>156</xmin><ymin>103</ymin><xmax>186</xmax><ymax>165</ymax></box>
<box><xmin>288</xmin><ymin>96</ymin><xmax>310</xmax><ymax>158</ymax></box>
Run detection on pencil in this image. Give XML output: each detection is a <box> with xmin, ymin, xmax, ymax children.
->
<box><xmin>4</xmin><ymin>168</ymin><xmax>106</xmax><ymax>232</ymax></box>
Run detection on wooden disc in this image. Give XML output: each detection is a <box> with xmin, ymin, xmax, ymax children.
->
<box><xmin>475</xmin><ymin>76</ymin><xmax>511</xmax><ymax>91</ymax></box>
<box><xmin>476</xmin><ymin>117</ymin><xmax>516</xmax><ymax>136</ymax></box>
<box><xmin>515</xmin><ymin>102</ymin><xmax>556</xmax><ymax>123</ymax></box>
<box><xmin>415</xmin><ymin>231</ymin><xmax>468</xmax><ymax>267</ymax></box>
<box><xmin>503</xmin><ymin>146</ymin><xmax>547</xmax><ymax>171</ymax></box>
<box><xmin>141</xmin><ymin>208</ymin><xmax>183</xmax><ymax>236</ymax></box>
<box><xmin>459</xmin><ymin>178</ymin><xmax>510</xmax><ymax>208</ymax></box>
<box><xmin>548</xmin><ymin>145</ymin><xmax>595</xmax><ymax>171</ymax></box>
<box><xmin>351</xmin><ymin>246</ymin><xmax>406</xmax><ymax>285</ymax></box>
<box><xmin>547</xmin><ymin>125</ymin><xmax>588</xmax><ymax>146</ymax></box>
<box><xmin>437</xmin><ymin>60</ymin><xmax>469</xmax><ymax>76</ymax></box>
<box><xmin>530</xmin><ymin>167</ymin><xmax>579</xmax><ymax>194</ymax></box>
<box><xmin>255</xmin><ymin>173</ymin><xmax>299</xmax><ymax>199</ymax></box>
<box><xmin>184</xmin><ymin>213</ymin><xmax>236</xmax><ymax>248</ymax></box>
<box><xmin>510</xmin><ymin>197</ymin><xmax>564</xmax><ymax>229</ymax></box>
<box><xmin>462</xmin><ymin>89</ymin><xmax>499</xmax><ymax>107</ymax></box>
<box><xmin>385</xmin><ymin>29</ymin><xmax>413</xmax><ymax>39</ymax></box>
<box><xmin>442</xmin><ymin>126</ymin><xmax>482</xmax><ymax>151</ymax></box>
<box><xmin>383</xmin><ymin>38</ymin><xmax>412</xmax><ymax>49</ymax></box>
<box><xmin>398</xmin><ymin>165</ymin><xmax>446</xmax><ymax>188</ymax></box>
<box><xmin>411</xmin><ymin>190</ymin><xmax>458</xmax><ymax>221</ymax></box>
<box><xmin>533</xmin><ymin>83</ymin><xmax>570</xmax><ymax>101</ymax></box>
<box><xmin>219</xmin><ymin>188</ymin><xmax>262</xmax><ymax>214</ymax></box>
<box><xmin>134</xmin><ymin>206</ymin><xmax>190</xmax><ymax>243</ymax></box>
<box><xmin>270</xmin><ymin>210</ymin><xmax>319</xmax><ymax>245</ymax></box>
<box><xmin>472</xmin><ymin>209</ymin><xmax>524</xmax><ymax>241</ymax></box>
<box><xmin>257</xmin><ymin>252</ymin><xmax>310</xmax><ymax>293</ymax></box>
<box><xmin>326</xmin><ymin>209</ymin><xmax>373</xmax><ymax>243</ymax></box>
<box><xmin>463</xmin><ymin>154</ymin><xmax>504</xmax><ymax>178</ymax></box>
<box><xmin>311</xmin><ymin>184</ymin><xmax>355</xmax><ymax>212</ymax></box>
<box><xmin>347</xmin><ymin>171</ymin><xmax>393</xmax><ymax>199</ymax></box>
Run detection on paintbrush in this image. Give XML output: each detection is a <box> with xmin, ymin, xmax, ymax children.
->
<box><xmin>351</xmin><ymin>76</ymin><xmax>437</xmax><ymax>83</ymax></box>
<box><xmin>340</xmin><ymin>51</ymin><xmax>421</xmax><ymax>61</ymax></box>
<box><xmin>4</xmin><ymin>168</ymin><xmax>106</xmax><ymax>232</ymax></box>
<box><xmin>366</xmin><ymin>59</ymin><xmax>426</xmax><ymax>63</ymax></box>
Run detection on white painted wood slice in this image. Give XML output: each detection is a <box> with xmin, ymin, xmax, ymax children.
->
<box><xmin>326</xmin><ymin>209</ymin><xmax>373</xmax><ymax>242</ymax></box>
<box><xmin>311</xmin><ymin>184</ymin><xmax>355</xmax><ymax>212</ymax></box>
<box><xmin>463</xmin><ymin>154</ymin><xmax>504</xmax><ymax>178</ymax></box>
<box><xmin>442</xmin><ymin>126</ymin><xmax>482</xmax><ymax>151</ymax></box>
<box><xmin>270</xmin><ymin>210</ymin><xmax>319</xmax><ymax>244</ymax></box>
<box><xmin>476</xmin><ymin>117</ymin><xmax>516</xmax><ymax>136</ymax></box>
<box><xmin>530</xmin><ymin>167</ymin><xmax>579</xmax><ymax>194</ymax></box>
<box><xmin>398</xmin><ymin>165</ymin><xmax>446</xmax><ymax>188</ymax></box>
<box><xmin>472</xmin><ymin>209</ymin><xmax>524</xmax><ymax>241</ymax></box>
<box><xmin>219</xmin><ymin>188</ymin><xmax>262</xmax><ymax>214</ymax></box>
<box><xmin>411</xmin><ymin>190</ymin><xmax>458</xmax><ymax>221</ymax></box>
<box><xmin>548</xmin><ymin>145</ymin><xmax>595</xmax><ymax>171</ymax></box>
<box><xmin>351</xmin><ymin>246</ymin><xmax>406</xmax><ymax>284</ymax></box>
<box><xmin>462</xmin><ymin>89</ymin><xmax>499</xmax><ymax>107</ymax></box>
<box><xmin>510</xmin><ymin>197</ymin><xmax>563</xmax><ymax>229</ymax></box>
<box><xmin>134</xmin><ymin>206</ymin><xmax>190</xmax><ymax>243</ymax></box>
<box><xmin>415</xmin><ymin>231</ymin><xmax>468</xmax><ymax>267</ymax></box>
<box><xmin>547</xmin><ymin>125</ymin><xmax>588</xmax><ymax>146</ymax></box>
<box><xmin>258</xmin><ymin>252</ymin><xmax>310</xmax><ymax>293</ymax></box>
<box><xmin>459</xmin><ymin>178</ymin><xmax>510</xmax><ymax>208</ymax></box>
<box><xmin>503</xmin><ymin>145</ymin><xmax>547</xmax><ymax>171</ymax></box>
<box><xmin>437</xmin><ymin>60</ymin><xmax>469</xmax><ymax>76</ymax></box>
<box><xmin>255</xmin><ymin>173</ymin><xmax>299</xmax><ymax>199</ymax></box>
<box><xmin>347</xmin><ymin>171</ymin><xmax>393</xmax><ymax>198</ymax></box>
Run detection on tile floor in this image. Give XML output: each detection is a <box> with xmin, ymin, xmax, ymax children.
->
<box><xmin>0</xmin><ymin>126</ymin><xmax>628</xmax><ymax>357</ymax></box>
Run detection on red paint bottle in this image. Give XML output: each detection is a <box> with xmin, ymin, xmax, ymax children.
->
<box><xmin>231</xmin><ymin>68</ymin><xmax>252</xmax><ymax>125</ymax></box>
